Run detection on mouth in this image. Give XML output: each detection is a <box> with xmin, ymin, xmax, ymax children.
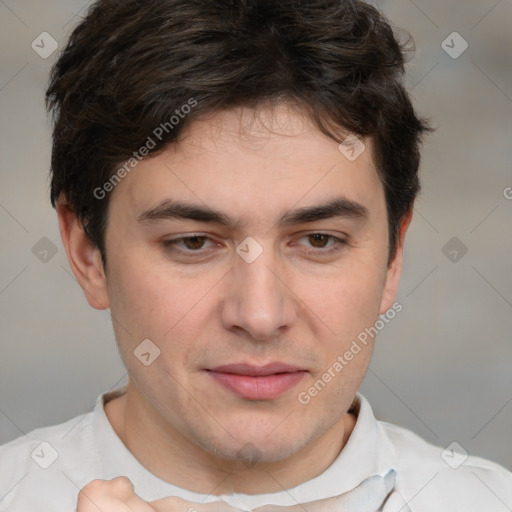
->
<box><xmin>205</xmin><ymin>363</ymin><xmax>307</xmax><ymax>400</ymax></box>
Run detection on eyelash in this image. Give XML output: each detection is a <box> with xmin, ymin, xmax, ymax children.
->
<box><xmin>162</xmin><ymin>233</ymin><xmax>347</xmax><ymax>257</ymax></box>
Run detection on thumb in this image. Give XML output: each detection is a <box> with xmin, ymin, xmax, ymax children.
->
<box><xmin>150</xmin><ymin>497</ymin><xmax>242</xmax><ymax>512</ymax></box>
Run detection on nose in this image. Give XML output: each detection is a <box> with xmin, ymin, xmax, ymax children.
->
<box><xmin>219</xmin><ymin>240</ymin><xmax>297</xmax><ymax>341</ymax></box>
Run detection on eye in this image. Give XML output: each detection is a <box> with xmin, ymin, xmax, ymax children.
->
<box><xmin>305</xmin><ymin>233</ymin><xmax>334</xmax><ymax>248</ymax></box>
<box><xmin>162</xmin><ymin>232</ymin><xmax>348</xmax><ymax>260</ymax></box>
<box><xmin>163</xmin><ymin>234</ymin><xmax>216</xmax><ymax>252</ymax></box>
<box><xmin>296</xmin><ymin>233</ymin><xmax>347</xmax><ymax>253</ymax></box>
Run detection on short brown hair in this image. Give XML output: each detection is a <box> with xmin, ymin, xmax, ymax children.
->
<box><xmin>46</xmin><ymin>0</ymin><xmax>430</xmax><ymax>267</ymax></box>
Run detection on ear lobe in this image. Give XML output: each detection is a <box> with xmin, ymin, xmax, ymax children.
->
<box><xmin>56</xmin><ymin>199</ymin><xmax>110</xmax><ymax>310</ymax></box>
<box><xmin>378</xmin><ymin>208</ymin><xmax>413</xmax><ymax>315</ymax></box>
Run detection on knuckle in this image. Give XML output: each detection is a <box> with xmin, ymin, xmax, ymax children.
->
<box><xmin>108</xmin><ymin>476</ymin><xmax>135</xmax><ymax>497</ymax></box>
<box><xmin>77</xmin><ymin>479</ymin><xmax>106</xmax><ymax>510</ymax></box>
<box><xmin>78</xmin><ymin>476</ymin><xmax>134</xmax><ymax>500</ymax></box>
<box><xmin>79</xmin><ymin>478</ymin><xmax>108</xmax><ymax>497</ymax></box>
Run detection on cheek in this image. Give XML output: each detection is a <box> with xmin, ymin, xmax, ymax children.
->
<box><xmin>105</xmin><ymin>253</ymin><xmax>178</xmax><ymax>347</ymax></box>
<box><xmin>105</xmin><ymin>250</ymin><xmax>219</xmax><ymax>359</ymax></box>
<box><xmin>297</xmin><ymin>256</ymin><xmax>387</xmax><ymax>340</ymax></box>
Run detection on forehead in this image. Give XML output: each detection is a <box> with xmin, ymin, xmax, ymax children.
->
<box><xmin>109</xmin><ymin>104</ymin><xmax>384</xmax><ymax>225</ymax></box>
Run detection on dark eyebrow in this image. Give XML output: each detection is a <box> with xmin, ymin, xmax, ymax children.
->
<box><xmin>279</xmin><ymin>198</ymin><xmax>369</xmax><ymax>225</ymax></box>
<box><xmin>137</xmin><ymin>200</ymin><xmax>235</xmax><ymax>227</ymax></box>
<box><xmin>137</xmin><ymin>197</ymin><xmax>369</xmax><ymax>228</ymax></box>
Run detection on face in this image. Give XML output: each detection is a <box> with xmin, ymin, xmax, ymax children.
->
<box><xmin>85</xmin><ymin>104</ymin><xmax>404</xmax><ymax>463</ymax></box>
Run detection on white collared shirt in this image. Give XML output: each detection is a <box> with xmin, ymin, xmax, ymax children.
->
<box><xmin>1</xmin><ymin>387</ymin><xmax>511</xmax><ymax>511</ymax></box>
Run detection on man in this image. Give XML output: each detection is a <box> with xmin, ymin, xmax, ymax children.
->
<box><xmin>1</xmin><ymin>0</ymin><xmax>511</xmax><ymax>510</ymax></box>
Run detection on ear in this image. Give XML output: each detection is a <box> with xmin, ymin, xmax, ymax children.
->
<box><xmin>56</xmin><ymin>198</ymin><xmax>110</xmax><ymax>310</ymax></box>
<box><xmin>378</xmin><ymin>207</ymin><xmax>413</xmax><ymax>315</ymax></box>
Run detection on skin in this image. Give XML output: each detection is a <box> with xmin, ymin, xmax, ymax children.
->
<box><xmin>57</xmin><ymin>103</ymin><xmax>412</xmax><ymax>508</ymax></box>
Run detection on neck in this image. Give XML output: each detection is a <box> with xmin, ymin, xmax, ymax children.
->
<box><xmin>105</xmin><ymin>381</ymin><xmax>357</xmax><ymax>495</ymax></box>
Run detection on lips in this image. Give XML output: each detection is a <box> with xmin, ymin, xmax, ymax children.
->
<box><xmin>206</xmin><ymin>363</ymin><xmax>306</xmax><ymax>400</ymax></box>
<box><xmin>209</xmin><ymin>362</ymin><xmax>303</xmax><ymax>376</ymax></box>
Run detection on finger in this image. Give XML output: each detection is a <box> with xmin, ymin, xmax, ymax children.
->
<box><xmin>150</xmin><ymin>497</ymin><xmax>242</xmax><ymax>512</ymax></box>
<box><xmin>77</xmin><ymin>477</ymin><xmax>138</xmax><ymax>511</ymax></box>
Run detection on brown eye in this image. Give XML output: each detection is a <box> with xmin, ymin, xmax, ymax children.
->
<box><xmin>295</xmin><ymin>233</ymin><xmax>347</xmax><ymax>255</ymax></box>
<box><xmin>163</xmin><ymin>235</ymin><xmax>214</xmax><ymax>252</ymax></box>
<box><xmin>181</xmin><ymin>235</ymin><xmax>207</xmax><ymax>250</ymax></box>
<box><xmin>307</xmin><ymin>234</ymin><xmax>331</xmax><ymax>248</ymax></box>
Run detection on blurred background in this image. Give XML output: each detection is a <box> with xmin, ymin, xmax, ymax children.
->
<box><xmin>1</xmin><ymin>0</ymin><xmax>511</xmax><ymax>472</ymax></box>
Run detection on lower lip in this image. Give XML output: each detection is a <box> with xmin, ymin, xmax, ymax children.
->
<box><xmin>207</xmin><ymin>371</ymin><xmax>306</xmax><ymax>400</ymax></box>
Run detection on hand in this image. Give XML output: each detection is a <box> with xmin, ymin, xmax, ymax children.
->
<box><xmin>77</xmin><ymin>477</ymin><xmax>190</xmax><ymax>512</ymax></box>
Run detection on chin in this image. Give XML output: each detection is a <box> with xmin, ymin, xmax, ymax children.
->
<box><xmin>196</xmin><ymin>424</ymin><xmax>311</xmax><ymax>466</ymax></box>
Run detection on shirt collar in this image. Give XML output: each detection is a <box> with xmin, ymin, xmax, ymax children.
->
<box><xmin>93</xmin><ymin>388</ymin><xmax>399</xmax><ymax>508</ymax></box>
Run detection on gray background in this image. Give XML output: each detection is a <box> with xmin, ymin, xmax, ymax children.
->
<box><xmin>1</xmin><ymin>0</ymin><xmax>511</xmax><ymax>473</ymax></box>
